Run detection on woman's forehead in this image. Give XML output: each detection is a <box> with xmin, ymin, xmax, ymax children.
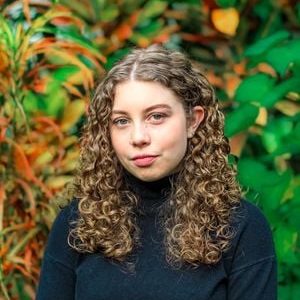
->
<box><xmin>112</xmin><ymin>80</ymin><xmax>182</xmax><ymax>111</ymax></box>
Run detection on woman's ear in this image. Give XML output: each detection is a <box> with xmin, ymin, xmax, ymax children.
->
<box><xmin>187</xmin><ymin>106</ymin><xmax>205</xmax><ymax>138</ymax></box>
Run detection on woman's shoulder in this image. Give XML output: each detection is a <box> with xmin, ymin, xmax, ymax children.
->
<box><xmin>43</xmin><ymin>198</ymin><xmax>80</xmax><ymax>268</ymax></box>
<box><xmin>49</xmin><ymin>198</ymin><xmax>79</xmax><ymax>234</ymax></box>
<box><xmin>232</xmin><ymin>199</ymin><xmax>273</xmax><ymax>235</ymax></box>
<box><xmin>223</xmin><ymin>199</ymin><xmax>276</xmax><ymax>275</ymax></box>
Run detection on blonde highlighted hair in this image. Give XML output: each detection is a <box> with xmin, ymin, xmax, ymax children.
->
<box><xmin>69</xmin><ymin>45</ymin><xmax>242</xmax><ymax>267</ymax></box>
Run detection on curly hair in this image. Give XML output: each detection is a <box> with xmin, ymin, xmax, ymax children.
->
<box><xmin>69</xmin><ymin>44</ymin><xmax>242</xmax><ymax>268</ymax></box>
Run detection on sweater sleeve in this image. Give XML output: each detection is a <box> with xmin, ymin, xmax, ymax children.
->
<box><xmin>36</xmin><ymin>200</ymin><xmax>79</xmax><ymax>300</ymax></box>
<box><xmin>226</xmin><ymin>200</ymin><xmax>277</xmax><ymax>300</ymax></box>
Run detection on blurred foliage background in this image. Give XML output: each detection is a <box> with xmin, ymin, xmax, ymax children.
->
<box><xmin>0</xmin><ymin>0</ymin><xmax>299</xmax><ymax>299</ymax></box>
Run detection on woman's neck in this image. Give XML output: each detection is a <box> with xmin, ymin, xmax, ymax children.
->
<box><xmin>123</xmin><ymin>171</ymin><xmax>175</xmax><ymax>215</ymax></box>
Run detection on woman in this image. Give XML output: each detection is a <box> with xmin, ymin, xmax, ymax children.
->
<box><xmin>36</xmin><ymin>45</ymin><xmax>277</xmax><ymax>300</ymax></box>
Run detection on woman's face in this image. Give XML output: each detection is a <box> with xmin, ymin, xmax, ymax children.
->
<box><xmin>109</xmin><ymin>80</ymin><xmax>204</xmax><ymax>182</ymax></box>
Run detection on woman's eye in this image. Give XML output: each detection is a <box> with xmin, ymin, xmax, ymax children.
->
<box><xmin>149</xmin><ymin>113</ymin><xmax>166</xmax><ymax>122</ymax></box>
<box><xmin>113</xmin><ymin>118</ymin><xmax>128</xmax><ymax>126</ymax></box>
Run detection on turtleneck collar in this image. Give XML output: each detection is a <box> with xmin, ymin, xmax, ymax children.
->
<box><xmin>123</xmin><ymin>170</ymin><xmax>175</xmax><ymax>215</ymax></box>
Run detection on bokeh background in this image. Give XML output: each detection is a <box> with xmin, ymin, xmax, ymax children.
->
<box><xmin>0</xmin><ymin>0</ymin><xmax>300</xmax><ymax>299</ymax></box>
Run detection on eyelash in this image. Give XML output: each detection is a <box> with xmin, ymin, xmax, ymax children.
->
<box><xmin>149</xmin><ymin>113</ymin><xmax>166</xmax><ymax>122</ymax></box>
<box><xmin>112</xmin><ymin>113</ymin><xmax>167</xmax><ymax>127</ymax></box>
<box><xmin>112</xmin><ymin>118</ymin><xmax>128</xmax><ymax>126</ymax></box>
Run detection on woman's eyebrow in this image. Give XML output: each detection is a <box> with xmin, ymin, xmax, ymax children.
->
<box><xmin>111</xmin><ymin>104</ymin><xmax>172</xmax><ymax>115</ymax></box>
<box><xmin>144</xmin><ymin>104</ymin><xmax>172</xmax><ymax>113</ymax></box>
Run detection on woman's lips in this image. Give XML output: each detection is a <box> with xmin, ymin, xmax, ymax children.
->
<box><xmin>132</xmin><ymin>156</ymin><xmax>158</xmax><ymax>167</ymax></box>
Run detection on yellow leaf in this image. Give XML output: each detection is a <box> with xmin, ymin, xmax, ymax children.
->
<box><xmin>46</xmin><ymin>176</ymin><xmax>73</xmax><ymax>189</ymax></box>
<box><xmin>68</xmin><ymin>71</ymin><xmax>85</xmax><ymax>85</ymax></box>
<box><xmin>255</xmin><ymin>107</ymin><xmax>268</xmax><ymax>126</ymax></box>
<box><xmin>275</xmin><ymin>101</ymin><xmax>300</xmax><ymax>116</ymax></box>
<box><xmin>60</xmin><ymin>149</ymin><xmax>80</xmax><ymax>173</ymax></box>
<box><xmin>34</xmin><ymin>151</ymin><xmax>54</xmax><ymax>167</ymax></box>
<box><xmin>62</xmin><ymin>136</ymin><xmax>78</xmax><ymax>148</ymax></box>
<box><xmin>61</xmin><ymin>99</ymin><xmax>86</xmax><ymax>132</ymax></box>
<box><xmin>211</xmin><ymin>8</ymin><xmax>239</xmax><ymax>36</ymax></box>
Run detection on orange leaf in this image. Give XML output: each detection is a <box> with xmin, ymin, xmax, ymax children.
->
<box><xmin>225</xmin><ymin>74</ymin><xmax>241</xmax><ymax>98</ymax></box>
<box><xmin>0</xmin><ymin>117</ymin><xmax>9</xmax><ymax>142</ymax></box>
<box><xmin>0</xmin><ymin>51</ymin><xmax>9</xmax><ymax>72</ymax></box>
<box><xmin>14</xmin><ymin>264</ymin><xmax>33</xmax><ymax>278</ymax></box>
<box><xmin>256</xmin><ymin>63</ymin><xmax>277</xmax><ymax>77</ymax></box>
<box><xmin>24</xmin><ymin>245</ymin><xmax>33</xmax><ymax>271</ymax></box>
<box><xmin>5</xmin><ymin>138</ymin><xmax>54</xmax><ymax>198</ymax></box>
<box><xmin>211</xmin><ymin>8</ymin><xmax>239</xmax><ymax>36</ymax></box>
<box><xmin>206</xmin><ymin>71</ymin><xmax>224</xmax><ymax>88</ymax></box>
<box><xmin>13</xmin><ymin>143</ymin><xmax>36</xmax><ymax>180</ymax></box>
<box><xmin>63</xmin><ymin>82</ymin><xmax>84</xmax><ymax>97</ymax></box>
<box><xmin>0</xmin><ymin>183</ymin><xmax>6</xmax><ymax>233</ymax></box>
<box><xmin>23</xmin><ymin>0</ymin><xmax>31</xmax><ymax>25</ymax></box>
<box><xmin>229</xmin><ymin>132</ymin><xmax>248</xmax><ymax>157</ymax></box>
<box><xmin>32</xmin><ymin>78</ymin><xmax>48</xmax><ymax>93</ymax></box>
<box><xmin>129</xmin><ymin>11</ymin><xmax>140</xmax><ymax>26</ymax></box>
<box><xmin>233</xmin><ymin>61</ymin><xmax>247</xmax><ymax>76</ymax></box>
<box><xmin>15</xmin><ymin>178</ymin><xmax>36</xmax><ymax>216</ymax></box>
<box><xmin>51</xmin><ymin>16</ymin><xmax>85</xmax><ymax>31</ymax></box>
<box><xmin>153</xmin><ymin>33</ymin><xmax>169</xmax><ymax>43</ymax></box>
<box><xmin>34</xmin><ymin>116</ymin><xmax>64</xmax><ymax>142</ymax></box>
<box><xmin>153</xmin><ymin>25</ymin><xmax>180</xmax><ymax>43</ymax></box>
<box><xmin>115</xmin><ymin>23</ymin><xmax>133</xmax><ymax>41</ymax></box>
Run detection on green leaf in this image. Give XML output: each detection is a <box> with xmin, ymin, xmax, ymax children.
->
<box><xmin>261</xmin><ymin>78</ymin><xmax>300</xmax><ymax>108</ymax></box>
<box><xmin>237</xmin><ymin>159</ymin><xmax>292</xmax><ymax>210</ymax></box>
<box><xmin>59</xmin><ymin>0</ymin><xmax>93</xmax><ymax>21</ymax></box>
<box><xmin>274</xmin><ymin>140</ymin><xmax>300</xmax><ymax>156</ymax></box>
<box><xmin>105</xmin><ymin>48</ymin><xmax>131</xmax><ymax>71</ymax></box>
<box><xmin>216</xmin><ymin>0</ymin><xmax>237</xmax><ymax>8</ymax></box>
<box><xmin>16</xmin><ymin>276</ymin><xmax>32</xmax><ymax>300</ymax></box>
<box><xmin>238</xmin><ymin>158</ymin><xmax>268</xmax><ymax>190</ymax></box>
<box><xmin>52</xmin><ymin>65</ymin><xmax>79</xmax><ymax>82</ymax></box>
<box><xmin>43</xmin><ymin>26</ymin><xmax>102</xmax><ymax>60</ymax></box>
<box><xmin>287</xmin><ymin>204</ymin><xmax>300</xmax><ymax>231</ymax></box>
<box><xmin>262</xmin><ymin>117</ymin><xmax>294</xmax><ymax>153</ymax></box>
<box><xmin>279</xmin><ymin>285</ymin><xmax>291</xmax><ymax>300</ymax></box>
<box><xmin>235</xmin><ymin>73</ymin><xmax>275</xmax><ymax>104</ymax></box>
<box><xmin>138</xmin><ymin>1</ymin><xmax>168</xmax><ymax>23</ymax></box>
<box><xmin>297</xmin><ymin>3</ymin><xmax>300</xmax><ymax>23</ymax></box>
<box><xmin>99</xmin><ymin>3</ymin><xmax>119</xmax><ymax>22</ymax></box>
<box><xmin>291</xmin><ymin>283</ymin><xmax>300</xmax><ymax>300</ymax></box>
<box><xmin>284</xmin><ymin>186</ymin><xmax>300</xmax><ymax>231</ymax></box>
<box><xmin>224</xmin><ymin>103</ymin><xmax>259</xmax><ymax>137</ymax></box>
<box><xmin>0</xmin><ymin>15</ymin><xmax>14</xmax><ymax>48</ymax></box>
<box><xmin>291</xmin><ymin>61</ymin><xmax>300</xmax><ymax>77</ymax></box>
<box><xmin>261</xmin><ymin>170</ymin><xmax>292</xmax><ymax>210</ymax></box>
<box><xmin>237</xmin><ymin>158</ymin><xmax>285</xmax><ymax>191</ymax></box>
<box><xmin>266</xmin><ymin>39</ymin><xmax>300</xmax><ymax>75</ymax></box>
<box><xmin>245</xmin><ymin>30</ymin><xmax>290</xmax><ymax>56</ymax></box>
<box><xmin>23</xmin><ymin>91</ymin><xmax>40</xmax><ymax>115</ymax></box>
<box><xmin>292</xmin><ymin>186</ymin><xmax>300</xmax><ymax>205</ymax></box>
<box><xmin>44</xmin><ymin>80</ymin><xmax>68</xmax><ymax>118</ymax></box>
<box><xmin>253</xmin><ymin>1</ymin><xmax>273</xmax><ymax>22</ymax></box>
<box><xmin>274</xmin><ymin>226</ymin><xmax>298</xmax><ymax>264</ymax></box>
<box><xmin>133</xmin><ymin>20</ymin><xmax>164</xmax><ymax>38</ymax></box>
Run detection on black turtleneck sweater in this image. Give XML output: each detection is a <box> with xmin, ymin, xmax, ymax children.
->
<box><xmin>36</xmin><ymin>174</ymin><xmax>277</xmax><ymax>300</ymax></box>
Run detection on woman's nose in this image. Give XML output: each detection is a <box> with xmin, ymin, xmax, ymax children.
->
<box><xmin>130</xmin><ymin>124</ymin><xmax>151</xmax><ymax>147</ymax></box>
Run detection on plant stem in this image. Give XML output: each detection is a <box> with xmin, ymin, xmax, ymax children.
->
<box><xmin>0</xmin><ymin>257</ymin><xmax>10</xmax><ymax>300</ymax></box>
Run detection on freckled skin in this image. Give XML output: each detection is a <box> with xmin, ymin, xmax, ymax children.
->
<box><xmin>109</xmin><ymin>80</ymin><xmax>204</xmax><ymax>182</ymax></box>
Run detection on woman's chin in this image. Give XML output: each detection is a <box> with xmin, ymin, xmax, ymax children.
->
<box><xmin>128</xmin><ymin>169</ymin><xmax>168</xmax><ymax>182</ymax></box>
